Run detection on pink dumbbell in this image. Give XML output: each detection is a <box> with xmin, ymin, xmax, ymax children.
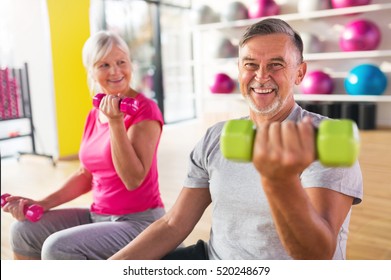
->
<box><xmin>93</xmin><ymin>93</ymin><xmax>139</xmax><ymax>116</ymax></box>
<box><xmin>1</xmin><ymin>193</ymin><xmax>44</xmax><ymax>222</ymax></box>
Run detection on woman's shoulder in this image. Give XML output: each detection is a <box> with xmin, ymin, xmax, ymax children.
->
<box><xmin>124</xmin><ymin>93</ymin><xmax>163</xmax><ymax>126</ymax></box>
<box><xmin>136</xmin><ymin>93</ymin><xmax>158</xmax><ymax>108</ymax></box>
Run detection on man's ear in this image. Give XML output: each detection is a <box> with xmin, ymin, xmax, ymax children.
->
<box><xmin>295</xmin><ymin>62</ymin><xmax>307</xmax><ymax>85</ymax></box>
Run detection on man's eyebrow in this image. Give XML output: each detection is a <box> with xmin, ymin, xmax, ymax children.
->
<box><xmin>240</xmin><ymin>56</ymin><xmax>286</xmax><ymax>63</ymax></box>
<box><xmin>240</xmin><ymin>55</ymin><xmax>255</xmax><ymax>61</ymax></box>
<box><xmin>269</xmin><ymin>56</ymin><xmax>285</xmax><ymax>63</ymax></box>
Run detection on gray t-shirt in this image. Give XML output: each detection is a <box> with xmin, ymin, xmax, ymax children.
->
<box><xmin>184</xmin><ymin>104</ymin><xmax>363</xmax><ymax>260</ymax></box>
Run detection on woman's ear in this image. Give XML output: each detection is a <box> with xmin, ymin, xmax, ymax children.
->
<box><xmin>295</xmin><ymin>62</ymin><xmax>307</xmax><ymax>85</ymax></box>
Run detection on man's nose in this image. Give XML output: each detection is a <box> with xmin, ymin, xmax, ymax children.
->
<box><xmin>255</xmin><ymin>67</ymin><xmax>270</xmax><ymax>81</ymax></box>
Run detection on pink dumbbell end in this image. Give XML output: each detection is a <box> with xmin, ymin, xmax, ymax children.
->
<box><xmin>1</xmin><ymin>193</ymin><xmax>43</xmax><ymax>222</ymax></box>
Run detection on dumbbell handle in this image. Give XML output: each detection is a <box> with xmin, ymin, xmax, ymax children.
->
<box><xmin>93</xmin><ymin>93</ymin><xmax>139</xmax><ymax>116</ymax></box>
<box><xmin>220</xmin><ymin>119</ymin><xmax>360</xmax><ymax>167</ymax></box>
<box><xmin>1</xmin><ymin>193</ymin><xmax>44</xmax><ymax>222</ymax></box>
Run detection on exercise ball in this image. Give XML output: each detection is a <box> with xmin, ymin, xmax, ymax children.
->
<box><xmin>331</xmin><ymin>0</ymin><xmax>371</xmax><ymax>9</ymax></box>
<box><xmin>339</xmin><ymin>19</ymin><xmax>381</xmax><ymax>51</ymax></box>
<box><xmin>142</xmin><ymin>72</ymin><xmax>154</xmax><ymax>90</ymax></box>
<box><xmin>248</xmin><ymin>0</ymin><xmax>280</xmax><ymax>19</ymax></box>
<box><xmin>220</xmin><ymin>1</ymin><xmax>248</xmax><ymax>22</ymax></box>
<box><xmin>345</xmin><ymin>64</ymin><xmax>387</xmax><ymax>95</ymax></box>
<box><xmin>298</xmin><ymin>0</ymin><xmax>330</xmax><ymax>13</ymax></box>
<box><xmin>212</xmin><ymin>37</ymin><xmax>238</xmax><ymax>58</ymax></box>
<box><xmin>301</xmin><ymin>32</ymin><xmax>324</xmax><ymax>53</ymax></box>
<box><xmin>301</xmin><ymin>70</ymin><xmax>334</xmax><ymax>95</ymax></box>
<box><xmin>191</xmin><ymin>4</ymin><xmax>218</xmax><ymax>24</ymax></box>
<box><xmin>209</xmin><ymin>73</ymin><xmax>236</xmax><ymax>94</ymax></box>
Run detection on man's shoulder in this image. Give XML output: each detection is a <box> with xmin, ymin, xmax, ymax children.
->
<box><xmin>291</xmin><ymin>104</ymin><xmax>329</xmax><ymax>126</ymax></box>
<box><xmin>205</xmin><ymin>116</ymin><xmax>249</xmax><ymax>138</ymax></box>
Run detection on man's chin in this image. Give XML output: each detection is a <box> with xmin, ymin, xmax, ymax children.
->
<box><xmin>244</xmin><ymin>96</ymin><xmax>281</xmax><ymax>116</ymax></box>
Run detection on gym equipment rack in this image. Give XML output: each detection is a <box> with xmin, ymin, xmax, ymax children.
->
<box><xmin>0</xmin><ymin>63</ymin><xmax>55</xmax><ymax>166</ymax></box>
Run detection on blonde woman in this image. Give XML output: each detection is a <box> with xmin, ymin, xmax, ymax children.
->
<box><xmin>3</xmin><ymin>31</ymin><xmax>165</xmax><ymax>259</ymax></box>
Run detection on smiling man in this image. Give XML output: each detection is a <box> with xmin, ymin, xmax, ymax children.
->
<box><xmin>238</xmin><ymin>31</ymin><xmax>305</xmax><ymax>124</ymax></box>
<box><xmin>110</xmin><ymin>18</ymin><xmax>363</xmax><ymax>260</ymax></box>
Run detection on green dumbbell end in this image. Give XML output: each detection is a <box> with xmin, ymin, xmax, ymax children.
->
<box><xmin>317</xmin><ymin>119</ymin><xmax>360</xmax><ymax>167</ymax></box>
<box><xmin>220</xmin><ymin>119</ymin><xmax>255</xmax><ymax>162</ymax></box>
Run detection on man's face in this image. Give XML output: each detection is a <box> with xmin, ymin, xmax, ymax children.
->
<box><xmin>238</xmin><ymin>33</ymin><xmax>306</xmax><ymax>121</ymax></box>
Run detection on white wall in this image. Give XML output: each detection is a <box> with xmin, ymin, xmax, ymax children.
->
<box><xmin>0</xmin><ymin>0</ymin><xmax>58</xmax><ymax>159</ymax></box>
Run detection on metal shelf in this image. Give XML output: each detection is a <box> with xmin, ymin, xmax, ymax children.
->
<box><xmin>0</xmin><ymin>133</ymin><xmax>33</xmax><ymax>142</ymax></box>
<box><xmin>294</xmin><ymin>94</ymin><xmax>391</xmax><ymax>102</ymax></box>
<box><xmin>304</xmin><ymin>50</ymin><xmax>391</xmax><ymax>61</ymax></box>
<box><xmin>206</xmin><ymin>93</ymin><xmax>391</xmax><ymax>103</ymax></box>
<box><xmin>0</xmin><ymin>63</ymin><xmax>55</xmax><ymax>165</ymax></box>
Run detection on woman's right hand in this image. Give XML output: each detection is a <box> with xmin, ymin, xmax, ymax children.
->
<box><xmin>2</xmin><ymin>195</ymin><xmax>38</xmax><ymax>221</ymax></box>
<box><xmin>98</xmin><ymin>93</ymin><xmax>124</xmax><ymax>120</ymax></box>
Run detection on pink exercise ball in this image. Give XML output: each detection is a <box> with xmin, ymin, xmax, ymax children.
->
<box><xmin>248</xmin><ymin>0</ymin><xmax>280</xmax><ymax>19</ymax></box>
<box><xmin>339</xmin><ymin>19</ymin><xmax>381</xmax><ymax>52</ymax></box>
<box><xmin>331</xmin><ymin>0</ymin><xmax>371</xmax><ymax>9</ymax></box>
<box><xmin>209</xmin><ymin>73</ymin><xmax>236</xmax><ymax>94</ymax></box>
<box><xmin>301</xmin><ymin>71</ymin><xmax>334</xmax><ymax>95</ymax></box>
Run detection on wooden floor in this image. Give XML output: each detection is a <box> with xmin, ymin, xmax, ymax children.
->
<box><xmin>1</xmin><ymin>120</ymin><xmax>391</xmax><ymax>260</ymax></box>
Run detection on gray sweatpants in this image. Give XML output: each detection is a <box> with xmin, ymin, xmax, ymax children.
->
<box><xmin>10</xmin><ymin>207</ymin><xmax>165</xmax><ymax>260</ymax></box>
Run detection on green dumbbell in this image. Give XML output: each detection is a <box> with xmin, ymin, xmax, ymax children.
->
<box><xmin>220</xmin><ymin>119</ymin><xmax>360</xmax><ymax>167</ymax></box>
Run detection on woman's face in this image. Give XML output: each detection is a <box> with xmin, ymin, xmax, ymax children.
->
<box><xmin>92</xmin><ymin>45</ymin><xmax>132</xmax><ymax>95</ymax></box>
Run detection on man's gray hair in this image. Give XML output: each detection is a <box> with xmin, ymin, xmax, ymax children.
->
<box><xmin>239</xmin><ymin>18</ymin><xmax>304</xmax><ymax>63</ymax></box>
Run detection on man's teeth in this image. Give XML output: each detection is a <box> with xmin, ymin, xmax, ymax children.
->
<box><xmin>253</xmin><ymin>88</ymin><xmax>273</xmax><ymax>94</ymax></box>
